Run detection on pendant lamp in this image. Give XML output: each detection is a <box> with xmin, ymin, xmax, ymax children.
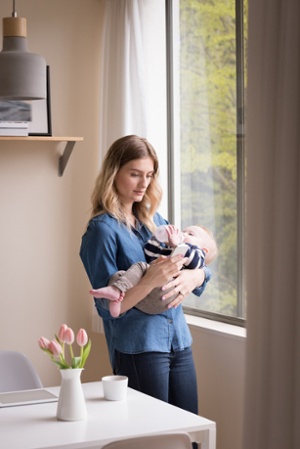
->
<box><xmin>0</xmin><ymin>0</ymin><xmax>46</xmax><ymax>100</ymax></box>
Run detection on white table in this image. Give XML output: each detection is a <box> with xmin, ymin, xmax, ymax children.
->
<box><xmin>0</xmin><ymin>381</ymin><xmax>216</xmax><ymax>449</ymax></box>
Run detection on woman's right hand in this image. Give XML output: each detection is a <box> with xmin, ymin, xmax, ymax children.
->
<box><xmin>141</xmin><ymin>254</ymin><xmax>185</xmax><ymax>289</ymax></box>
<box><xmin>118</xmin><ymin>254</ymin><xmax>186</xmax><ymax>314</ymax></box>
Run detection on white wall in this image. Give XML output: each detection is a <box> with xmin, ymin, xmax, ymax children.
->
<box><xmin>188</xmin><ymin>318</ymin><xmax>246</xmax><ymax>449</ymax></box>
<box><xmin>0</xmin><ymin>0</ymin><xmax>112</xmax><ymax>386</ymax></box>
<box><xmin>0</xmin><ymin>2</ymin><xmax>245</xmax><ymax>449</ymax></box>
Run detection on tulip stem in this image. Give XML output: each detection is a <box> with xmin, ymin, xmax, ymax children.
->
<box><xmin>69</xmin><ymin>344</ymin><xmax>74</xmax><ymax>362</ymax></box>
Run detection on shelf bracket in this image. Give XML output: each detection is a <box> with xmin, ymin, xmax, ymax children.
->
<box><xmin>58</xmin><ymin>141</ymin><xmax>76</xmax><ymax>176</ymax></box>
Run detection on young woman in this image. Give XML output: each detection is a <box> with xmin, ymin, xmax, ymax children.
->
<box><xmin>80</xmin><ymin>135</ymin><xmax>210</xmax><ymax>416</ymax></box>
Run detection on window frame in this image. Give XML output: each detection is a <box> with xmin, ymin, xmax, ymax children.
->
<box><xmin>165</xmin><ymin>0</ymin><xmax>246</xmax><ymax>326</ymax></box>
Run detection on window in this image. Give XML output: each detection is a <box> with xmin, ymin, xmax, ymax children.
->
<box><xmin>166</xmin><ymin>0</ymin><xmax>247</xmax><ymax>324</ymax></box>
<box><xmin>98</xmin><ymin>0</ymin><xmax>246</xmax><ymax>324</ymax></box>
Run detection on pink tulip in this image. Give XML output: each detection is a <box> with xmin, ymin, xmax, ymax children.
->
<box><xmin>49</xmin><ymin>339</ymin><xmax>63</xmax><ymax>356</ymax></box>
<box><xmin>58</xmin><ymin>324</ymin><xmax>68</xmax><ymax>342</ymax></box>
<box><xmin>64</xmin><ymin>327</ymin><xmax>74</xmax><ymax>345</ymax></box>
<box><xmin>76</xmin><ymin>328</ymin><xmax>88</xmax><ymax>347</ymax></box>
<box><xmin>39</xmin><ymin>324</ymin><xmax>91</xmax><ymax>369</ymax></box>
<box><xmin>38</xmin><ymin>337</ymin><xmax>50</xmax><ymax>350</ymax></box>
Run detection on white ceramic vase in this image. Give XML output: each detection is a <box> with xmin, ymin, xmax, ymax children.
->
<box><xmin>56</xmin><ymin>368</ymin><xmax>87</xmax><ymax>421</ymax></box>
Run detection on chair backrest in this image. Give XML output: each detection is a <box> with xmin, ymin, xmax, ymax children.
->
<box><xmin>101</xmin><ymin>432</ymin><xmax>192</xmax><ymax>449</ymax></box>
<box><xmin>0</xmin><ymin>350</ymin><xmax>43</xmax><ymax>392</ymax></box>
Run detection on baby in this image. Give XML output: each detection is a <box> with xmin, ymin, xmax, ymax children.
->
<box><xmin>90</xmin><ymin>224</ymin><xmax>218</xmax><ymax>317</ymax></box>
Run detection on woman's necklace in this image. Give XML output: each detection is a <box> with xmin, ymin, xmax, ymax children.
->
<box><xmin>129</xmin><ymin>215</ymin><xmax>137</xmax><ymax>228</ymax></box>
<box><xmin>123</xmin><ymin>206</ymin><xmax>137</xmax><ymax>228</ymax></box>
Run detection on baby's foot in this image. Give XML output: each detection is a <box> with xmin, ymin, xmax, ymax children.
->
<box><xmin>109</xmin><ymin>301</ymin><xmax>122</xmax><ymax>318</ymax></box>
<box><xmin>89</xmin><ymin>286</ymin><xmax>123</xmax><ymax>302</ymax></box>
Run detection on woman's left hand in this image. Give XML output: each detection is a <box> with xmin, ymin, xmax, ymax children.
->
<box><xmin>161</xmin><ymin>268</ymin><xmax>205</xmax><ymax>309</ymax></box>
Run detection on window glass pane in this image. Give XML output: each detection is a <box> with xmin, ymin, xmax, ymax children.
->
<box><xmin>176</xmin><ymin>0</ymin><xmax>246</xmax><ymax>318</ymax></box>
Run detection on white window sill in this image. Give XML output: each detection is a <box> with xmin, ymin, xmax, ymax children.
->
<box><xmin>185</xmin><ymin>314</ymin><xmax>246</xmax><ymax>340</ymax></box>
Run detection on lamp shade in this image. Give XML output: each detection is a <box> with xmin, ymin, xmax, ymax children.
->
<box><xmin>0</xmin><ymin>16</ymin><xmax>46</xmax><ymax>100</ymax></box>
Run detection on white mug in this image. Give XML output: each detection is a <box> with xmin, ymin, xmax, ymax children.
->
<box><xmin>102</xmin><ymin>375</ymin><xmax>128</xmax><ymax>401</ymax></box>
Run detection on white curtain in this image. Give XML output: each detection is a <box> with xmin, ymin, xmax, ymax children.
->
<box><xmin>99</xmin><ymin>0</ymin><xmax>148</xmax><ymax>154</ymax></box>
<box><xmin>243</xmin><ymin>1</ymin><xmax>300</xmax><ymax>448</ymax></box>
<box><xmin>93</xmin><ymin>0</ymin><xmax>154</xmax><ymax>333</ymax></box>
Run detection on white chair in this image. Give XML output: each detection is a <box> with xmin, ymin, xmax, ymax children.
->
<box><xmin>101</xmin><ymin>432</ymin><xmax>193</xmax><ymax>449</ymax></box>
<box><xmin>0</xmin><ymin>350</ymin><xmax>43</xmax><ymax>392</ymax></box>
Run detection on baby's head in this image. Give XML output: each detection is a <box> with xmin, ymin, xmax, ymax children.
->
<box><xmin>182</xmin><ymin>225</ymin><xmax>218</xmax><ymax>264</ymax></box>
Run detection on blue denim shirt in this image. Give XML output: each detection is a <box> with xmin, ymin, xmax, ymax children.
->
<box><xmin>80</xmin><ymin>212</ymin><xmax>210</xmax><ymax>367</ymax></box>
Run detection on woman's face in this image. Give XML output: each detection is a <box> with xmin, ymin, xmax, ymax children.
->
<box><xmin>114</xmin><ymin>157</ymin><xmax>155</xmax><ymax>207</ymax></box>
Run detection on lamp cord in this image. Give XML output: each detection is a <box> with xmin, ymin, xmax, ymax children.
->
<box><xmin>12</xmin><ymin>0</ymin><xmax>17</xmax><ymax>17</ymax></box>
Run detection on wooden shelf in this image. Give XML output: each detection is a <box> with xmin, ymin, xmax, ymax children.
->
<box><xmin>0</xmin><ymin>136</ymin><xmax>84</xmax><ymax>176</ymax></box>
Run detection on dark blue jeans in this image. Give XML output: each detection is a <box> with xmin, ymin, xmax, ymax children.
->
<box><xmin>113</xmin><ymin>347</ymin><xmax>198</xmax><ymax>415</ymax></box>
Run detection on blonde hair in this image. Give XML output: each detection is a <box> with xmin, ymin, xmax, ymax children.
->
<box><xmin>91</xmin><ymin>135</ymin><xmax>162</xmax><ymax>232</ymax></box>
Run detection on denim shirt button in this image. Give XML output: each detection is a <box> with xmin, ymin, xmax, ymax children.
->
<box><xmin>169</xmin><ymin>319</ymin><xmax>173</xmax><ymax>324</ymax></box>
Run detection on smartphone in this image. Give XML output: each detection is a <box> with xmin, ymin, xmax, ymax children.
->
<box><xmin>170</xmin><ymin>243</ymin><xmax>189</xmax><ymax>257</ymax></box>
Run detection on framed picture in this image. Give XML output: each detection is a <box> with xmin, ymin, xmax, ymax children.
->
<box><xmin>0</xmin><ymin>66</ymin><xmax>52</xmax><ymax>137</ymax></box>
<box><xmin>28</xmin><ymin>65</ymin><xmax>52</xmax><ymax>136</ymax></box>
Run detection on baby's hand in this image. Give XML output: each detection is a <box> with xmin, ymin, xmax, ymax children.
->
<box><xmin>166</xmin><ymin>225</ymin><xmax>184</xmax><ymax>247</ymax></box>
